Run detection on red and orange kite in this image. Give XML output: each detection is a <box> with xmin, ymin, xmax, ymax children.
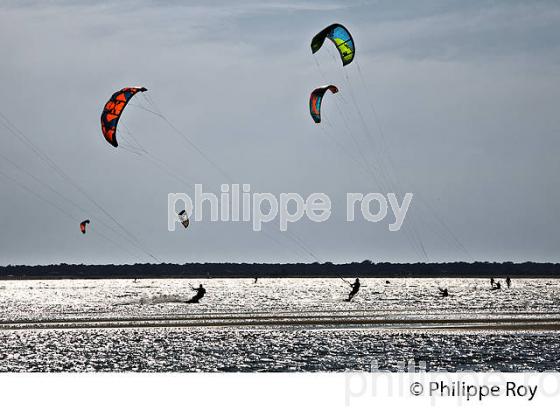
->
<box><xmin>80</xmin><ymin>219</ymin><xmax>90</xmax><ymax>234</ymax></box>
<box><xmin>100</xmin><ymin>87</ymin><xmax>147</xmax><ymax>147</ymax></box>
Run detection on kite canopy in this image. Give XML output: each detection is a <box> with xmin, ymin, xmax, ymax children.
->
<box><xmin>100</xmin><ymin>87</ymin><xmax>147</xmax><ymax>147</ymax></box>
<box><xmin>309</xmin><ymin>85</ymin><xmax>339</xmax><ymax>123</ymax></box>
<box><xmin>80</xmin><ymin>219</ymin><xmax>90</xmax><ymax>234</ymax></box>
<box><xmin>178</xmin><ymin>210</ymin><xmax>190</xmax><ymax>229</ymax></box>
<box><xmin>311</xmin><ymin>23</ymin><xmax>355</xmax><ymax>66</ymax></box>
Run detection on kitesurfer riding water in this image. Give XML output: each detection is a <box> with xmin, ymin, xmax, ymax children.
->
<box><xmin>186</xmin><ymin>284</ymin><xmax>206</xmax><ymax>303</ymax></box>
<box><xmin>346</xmin><ymin>278</ymin><xmax>361</xmax><ymax>302</ymax></box>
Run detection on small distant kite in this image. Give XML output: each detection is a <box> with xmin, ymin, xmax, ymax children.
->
<box><xmin>100</xmin><ymin>87</ymin><xmax>147</xmax><ymax>147</ymax></box>
<box><xmin>178</xmin><ymin>210</ymin><xmax>190</xmax><ymax>229</ymax></box>
<box><xmin>80</xmin><ymin>219</ymin><xmax>90</xmax><ymax>234</ymax></box>
<box><xmin>311</xmin><ymin>23</ymin><xmax>355</xmax><ymax>66</ymax></box>
<box><xmin>309</xmin><ymin>85</ymin><xmax>339</xmax><ymax>123</ymax></box>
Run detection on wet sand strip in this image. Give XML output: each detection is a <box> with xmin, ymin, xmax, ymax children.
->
<box><xmin>1</xmin><ymin>316</ymin><xmax>560</xmax><ymax>331</ymax></box>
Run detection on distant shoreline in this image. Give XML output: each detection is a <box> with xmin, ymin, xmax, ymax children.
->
<box><xmin>1</xmin><ymin>261</ymin><xmax>560</xmax><ymax>280</ymax></box>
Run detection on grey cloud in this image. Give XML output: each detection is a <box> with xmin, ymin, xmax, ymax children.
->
<box><xmin>0</xmin><ymin>0</ymin><xmax>559</xmax><ymax>265</ymax></box>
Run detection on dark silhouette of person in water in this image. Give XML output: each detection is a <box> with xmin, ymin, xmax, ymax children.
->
<box><xmin>506</xmin><ymin>277</ymin><xmax>511</xmax><ymax>288</ymax></box>
<box><xmin>186</xmin><ymin>284</ymin><xmax>206</xmax><ymax>303</ymax></box>
<box><xmin>347</xmin><ymin>278</ymin><xmax>361</xmax><ymax>302</ymax></box>
<box><xmin>438</xmin><ymin>287</ymin><xmax>449</xmax><ymax>297</ymax></box>
<box><xmin>490</xmin><ymin>278</ymin><xmax>495</xmax><ymax>288</ymax></box>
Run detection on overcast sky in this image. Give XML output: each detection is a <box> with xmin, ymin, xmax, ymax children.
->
<box><xmin>1</xmin><ymin>0</ymin><xmax>559</xmax><ymax>265</ymax></box>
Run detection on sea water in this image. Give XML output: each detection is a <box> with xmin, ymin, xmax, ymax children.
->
<box><xmin>0</xmin><ymin>278</ymin><xmax>559</xmax><ymax>371</ymax></box>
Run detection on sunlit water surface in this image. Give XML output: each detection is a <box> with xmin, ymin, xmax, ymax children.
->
<box><xmin>0</xmin><ymin>278</ymin><xmax>559</xmax><ymax>371</ymax></box>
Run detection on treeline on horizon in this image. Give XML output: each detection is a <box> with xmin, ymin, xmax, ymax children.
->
<box><xmin>1</xmin><ymin>261</ymin><xmax>560</xmax><ymax>280</ymax></box>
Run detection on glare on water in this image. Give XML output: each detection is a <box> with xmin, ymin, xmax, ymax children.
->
<box><xmin>1</xmin><ymin>277</ymin><xmax>559</xmax><ymax>321</ymax></box>
<box><xmin>0</xmin><ymin>278</ymin><xmax>559</xmax><ymax>372</ymax></box>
